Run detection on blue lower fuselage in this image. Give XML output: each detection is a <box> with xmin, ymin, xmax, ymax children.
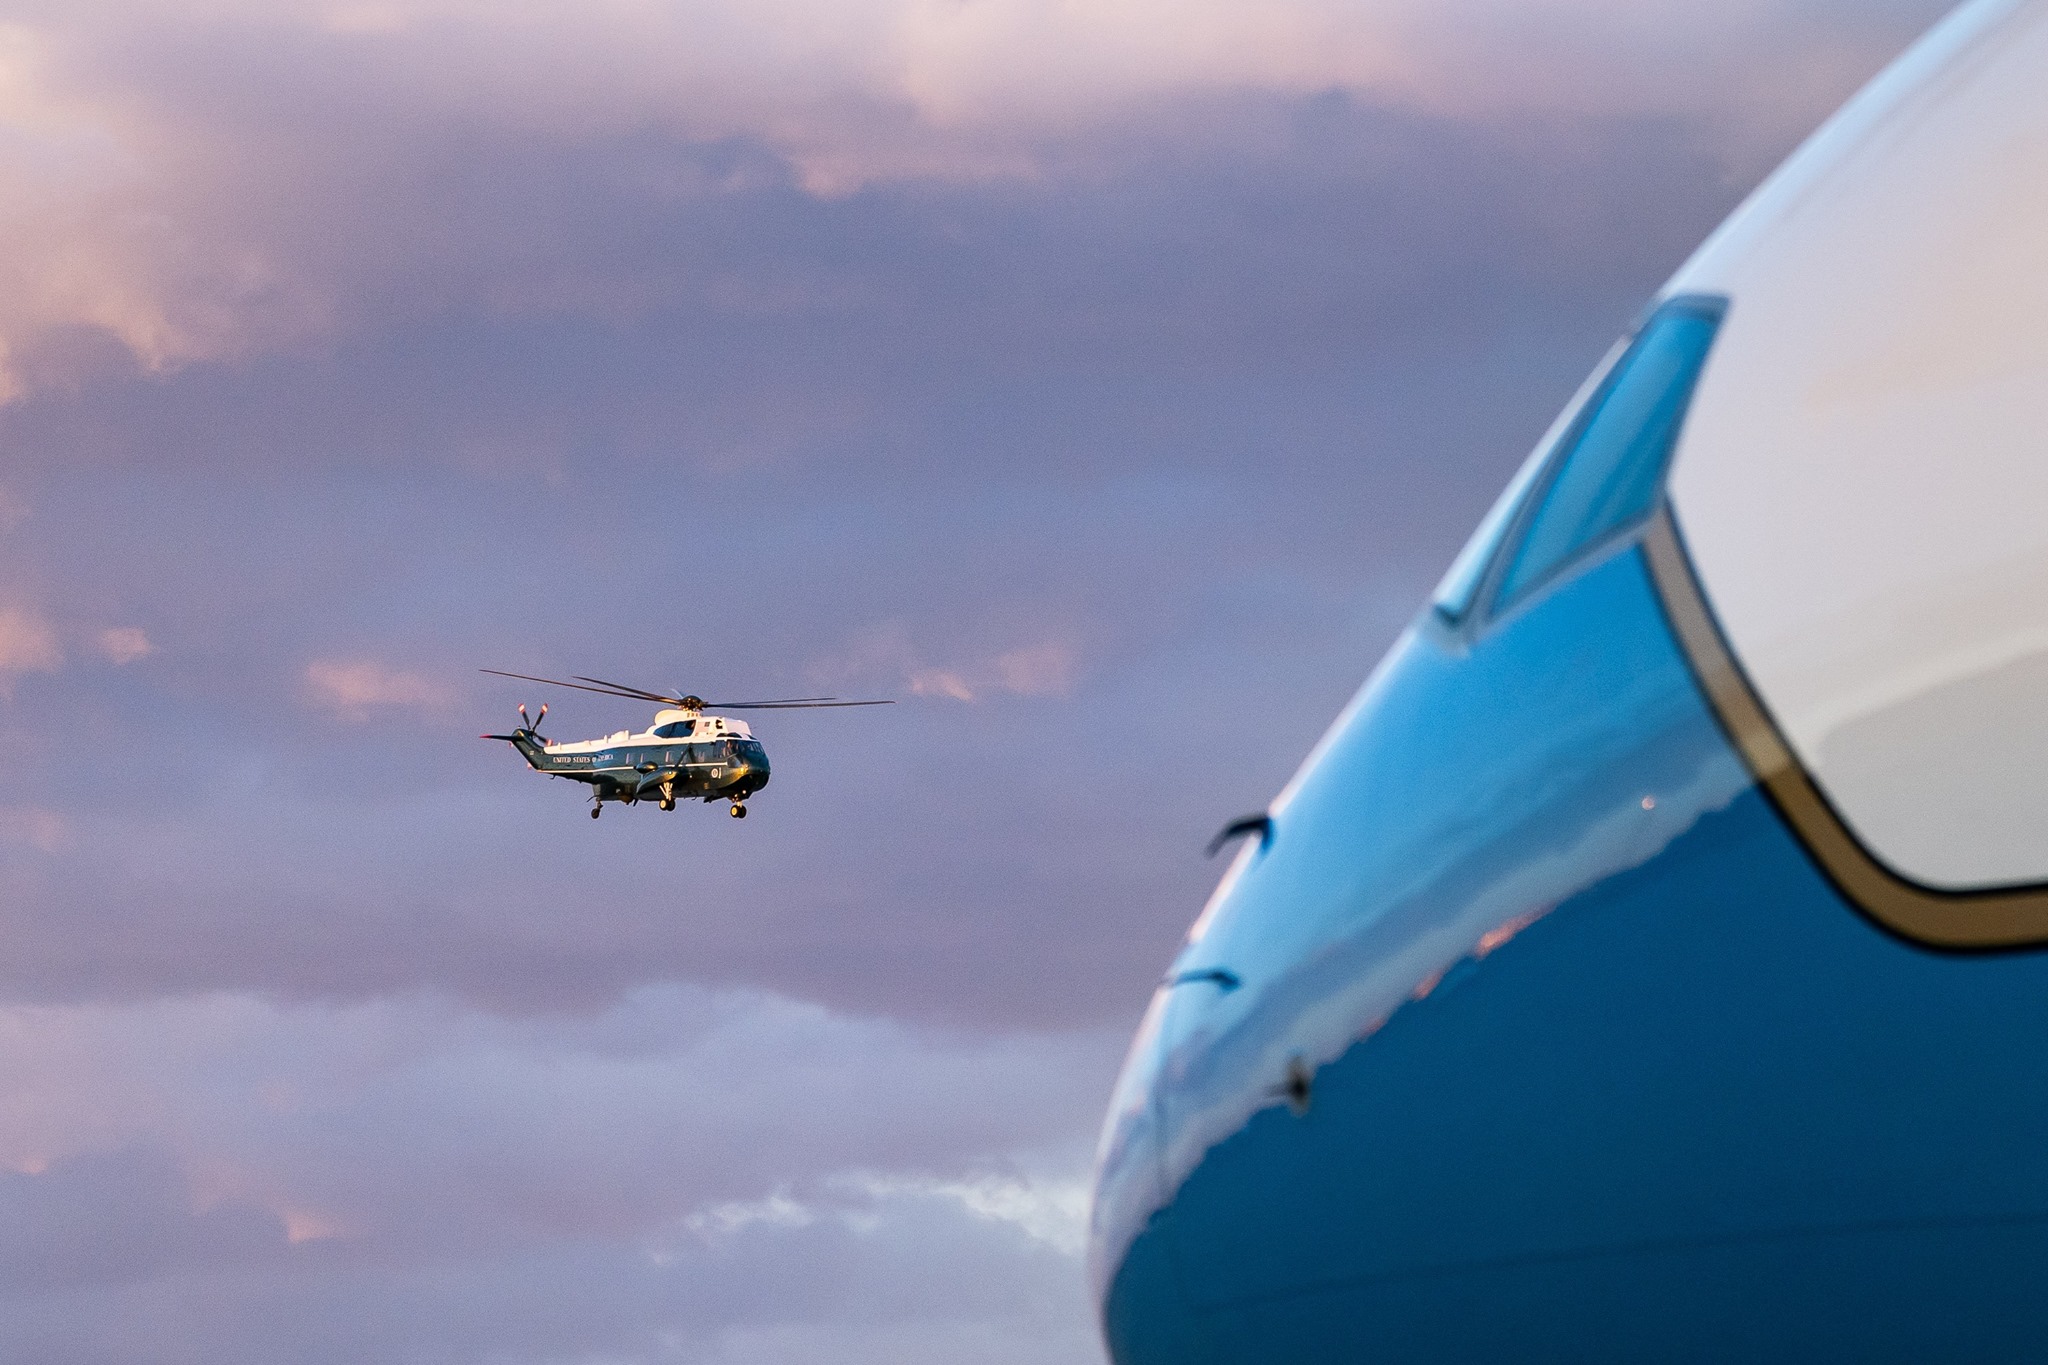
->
<box><xmin>1091</xmin><ymin>533</ymin><xmax>2048</xmax><ymax>1362</ymax></box>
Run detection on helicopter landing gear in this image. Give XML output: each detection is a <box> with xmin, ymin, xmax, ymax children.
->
<box><xmin>590</xmin><ymin>804</ymin><xmax>601</xmax><ymax>820</ymax></box>
<box><xmin>659</xmin><ymin>796</ymin><xmax>675</xmax><ymax>811</ymax></box>
<box><xmin>729</xmin><ymin>801</ymin><xmax>747</xmax><ymax>819</ymax></box>
<box><xmin>659</xmin><ymin>777</ymin><xmax>676</xmax><ymax>812</ymax></box>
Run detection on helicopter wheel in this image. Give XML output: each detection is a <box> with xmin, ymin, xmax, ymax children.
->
<box><xmin>729</xmin><ymin>802</ymin><xmax>747</xmax><ymax>819</ymax></box>
<box><xmin>659</xmin><ymin>797</ymin><xmax>674</xmax><ymax>811</ymax></box>
<box><xmin>590</xmin><ymin>804</ymin><xmax>601</xmax><ymax>820</ymax></box>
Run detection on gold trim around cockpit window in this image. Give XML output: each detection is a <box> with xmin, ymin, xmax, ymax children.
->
<box><xmin>1642</xmin><ymin>504</ymin><xmax>2048</xmax><ymax>951</ymax></box>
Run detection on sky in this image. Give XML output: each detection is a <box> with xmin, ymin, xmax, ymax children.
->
<box><xmin>0</xmin><ymin>1</ymin><xmax>1954</xmax><ymax>1360</ymax></box>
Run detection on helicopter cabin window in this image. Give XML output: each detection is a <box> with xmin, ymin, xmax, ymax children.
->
<box><xmin>653</xmin><ymin>720</ymin><xmax>695</xmax><ymax>739</ymax></box>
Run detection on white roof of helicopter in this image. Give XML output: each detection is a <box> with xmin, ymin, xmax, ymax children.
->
<box><xmin>541</xmin><ymin>709</ymin><xmax>753</xmax><ymax>752</ymax></box>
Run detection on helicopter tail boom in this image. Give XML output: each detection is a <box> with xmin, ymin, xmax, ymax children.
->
<box><xmin>482</xmin><ymin>728</ymin><xmax>552</xmax><ymax>770</ymax></box>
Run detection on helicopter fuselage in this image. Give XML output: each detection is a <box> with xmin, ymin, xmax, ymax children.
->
<box><xmin>495</xmin><ymin>708</ymin><xmax>770</xmax><ymax>813</ymax></box>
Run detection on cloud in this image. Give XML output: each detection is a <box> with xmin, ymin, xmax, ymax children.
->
<box><xmin>0</xmin><ymin>606</ymin><xmax>61</xmax><ymax>684</ymax></box>
<box><xmin>0</xmin><ymin>0</ymin><xmax>1946</xmax><ymax>398</ymax></box>
<box><xmin>992</xmin><ymin>642</ymin><xmax>1079</xmax><ymax>699</ymax></box>
<box><xmin>671</xmin><ymin>1166</ymin><xmax>1089</xmax><ymax>1261</ymax></box>
<box><xmin>0</xmin><ymin>987</ymin><xmax>1116</xmax><ymax>1252</ymax></box>
<box><xmin>0</xmin><ymin>1190</ymin><xmax>1105</xmax><ymax>1365</ymax></box>
<box><xmin>909</xmin><ymin>667</ymin><xmax>978</xmax><ymax>702</ymax></box>
<box><xmin>304</xmin><ymin>658</ymin><xmax>450</xmax><ymax>719</ymax></box>
<box><xmin>0</xmin><ymin>1147</ymin><xmax>285</xmax><ymax>1294</ymax></box>
<box><xmin>96</xmin><ymin>625</ymin><xmax>153</xmax><ymax>663</ymax></box>
<box><xmin>0</xmin><ymin>986</ymin><xmax>1113</xmax><ymax>1362</ymax></box>
<box><xmin>844</xmin><ymin>1169</ymin><xmax>1091</xmax><ymax>1257</ymax></box>
<box><xmin>0</xmin><ymin>806</ymin><xmax>66</xmax><ymax>853</ymax></box>
<box><xmin>827</xmin><ymin>624</ymin><xmax>1081</xmax><ymax>703</ymax></box>
<box><xmin>908</xmin><ymin>644</ymin><xmax>1076</xmax><ymax>703</ymax></box>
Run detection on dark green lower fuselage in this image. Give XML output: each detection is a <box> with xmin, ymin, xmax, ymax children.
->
<box><xmin>501</xmin><ymin>729</ymin><xmax>770</xmax><ymax>807</ymax></box>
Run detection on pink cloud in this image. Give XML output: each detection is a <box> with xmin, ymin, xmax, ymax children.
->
<box><xmin>908</xmin><ymin>668</ymin><xmax>977</xmax><ymax>702</ymax></box>
<box><xmin>0</xmin><ymin>806</ymin><xmax>68</xmax><ymax>853</ymax></box>
<box><xmin>303</xmin><ymin>659</ymin><xmax>450</xmax><ymax>720</ymax></box>
<box><xmin>0</xmin><ymin>608</ymin><xmax>62</xmax><ymax>686</ymax></box>
<box><xmin>0</xmin><ymin>0</ymin><xmax>1935</xmax><ymax>400</ymax></box>
<box><xmin>845</xmin><ymin>628</ymin><xmax>1080</xmax><ymax>704</ymax></box>
<box><xmin>96</xmin><ymin>627</ymin><xmax>154</xmax><ymax>665</ymax></box>
<box><xmin>991</xmin><ymin>642</ymin><xmax>1077</xmax><ymax>699</ymax></box>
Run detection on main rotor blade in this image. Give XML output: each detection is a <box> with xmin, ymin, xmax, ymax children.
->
<box><xmin>710</xmin><ymin>699</ymin><xmax>895</xmax><ymax>709</ymax></box>
<box><xmin>574</xmin><ymin>676</ymin><xmax>891</xmax><ymax>709</ymax></box>
<box><xmin>571</xmin><ymin>675</ymin><xmax>690</xmax><ymax>705</ymax></box>
<box><xmin>480</xmin><ymin>669</ymin><xmax>679</xmax><ymax>704</ymax></box>
<box><xmin>484</xmin><ymin>671</ymin><xmax>895</xmax><ymax>711</ymax></box>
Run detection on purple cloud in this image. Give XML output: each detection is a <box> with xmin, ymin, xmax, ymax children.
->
<box><xmin>0</xmin><ymin>988</ymin><xmax>1113</xmax><ymax>1361</ymax></box>
<box><xmin>0</xmin><ymin>0</ymin><xmax>1944</xmax><ymax>398</ymax></box>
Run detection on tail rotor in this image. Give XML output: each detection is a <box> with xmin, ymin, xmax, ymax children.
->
<box><xmin>481</xmin><ymin>701</ymin><xmax>550</xmax><ymax>751</ymax></box>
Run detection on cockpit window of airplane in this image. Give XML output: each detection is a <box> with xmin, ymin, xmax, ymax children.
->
<box><xmin>1491</xmin><ymin>295</ymin><xmax>1727</xmax><ymax>614</ymax></box>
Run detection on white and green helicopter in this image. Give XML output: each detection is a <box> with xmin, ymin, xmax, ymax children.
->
<box><xmin>482</xmin><ymin>670</ymin><xmax>891</xmax><ymax>819</ymax></box>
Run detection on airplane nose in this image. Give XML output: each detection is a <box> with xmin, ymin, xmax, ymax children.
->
<box><xmin>1088</xmin><ymin>989</ymin><xmax>1167</xmax><ymax>1308</ymax></box>
<box><xmin>1086</xmin><ymin>264</ymin><xmax>1753</xmax><ymax>1361</ymax></box>
<box><xmin>1090</xmin><ymin>526</ymin><xmax>2048</xmax><ymax>1363</ymax></box>
<box><xmin>1092</xmin><ymin>982</ymin><xmax>1240</xmax><ymax>1365</ymax></box>
<box><xmin>1088</xmin><ymin>537</ymin><xmax>1756</xmax><ymax>1362</ymax></box>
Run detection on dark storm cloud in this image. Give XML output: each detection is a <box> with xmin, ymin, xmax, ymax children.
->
<box><xmin>0</xmin><ymin>1148</ymin><xmax>285</xmax><ymax>1294</ymax></box>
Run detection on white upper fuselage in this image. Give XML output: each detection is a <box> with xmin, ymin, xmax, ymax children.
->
<box><xmin>1661</xmin><ymin>0</ymin><xmax>2048</xmax><ymax>891</ymax></box>
<box><xmin>539</xmin><ymin>708</ymin><xmax>754</xmax><ymax>754</ymax></box>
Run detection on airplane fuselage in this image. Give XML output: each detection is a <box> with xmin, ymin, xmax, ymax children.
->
<box><xmin>1089</xmin><ymin>2</ymin><xmax>2048</xmax><ymax>1358</ymax></box>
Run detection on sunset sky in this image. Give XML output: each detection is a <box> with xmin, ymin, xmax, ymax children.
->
<box><xmin>0</xmin><ymin>1</ymin><xmax>1952</xmax><ymax>1359</ymax></box>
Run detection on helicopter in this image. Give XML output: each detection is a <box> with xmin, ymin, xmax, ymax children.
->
<box><xmin>481</xmin><ymin>670</ymin><xmax>892</xmax><ymax>819</ymax></box>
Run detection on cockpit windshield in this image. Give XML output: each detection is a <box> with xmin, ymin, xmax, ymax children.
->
<box><xmin>1492</xmin><ymin>295</ymin><xmax>1726</xmax><ymax>611</ymax></box>
<box><xmin>652</xmin><ymin>720</ymin><xmax>695</xmax><ymax>739</ymax></box>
